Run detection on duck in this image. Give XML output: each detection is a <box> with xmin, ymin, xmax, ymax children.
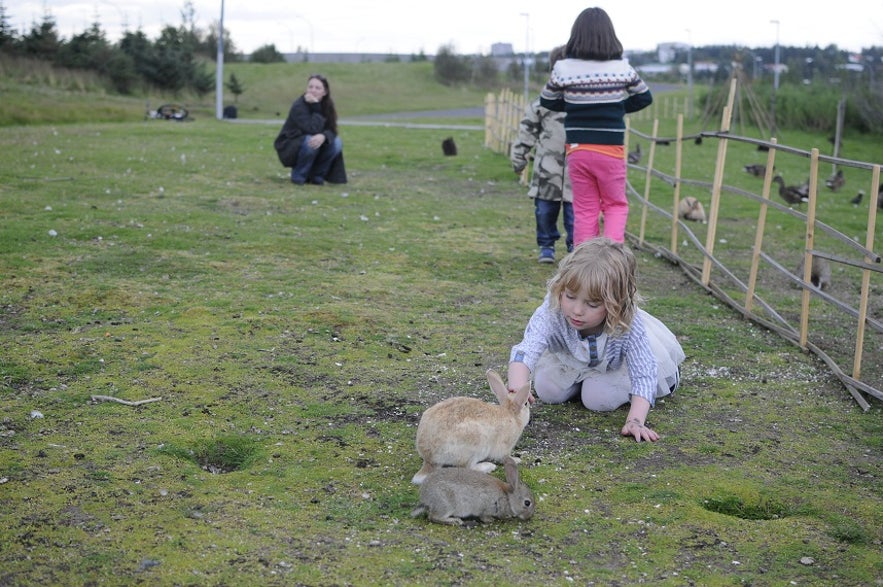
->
<box><xmin>856</xmin><ymin>185</ymin><xmax>883</xmax><ymax>208</ymax></box>
<box><xmin>744</xmin><ymin>164</ymin><xmax>770</xmax><ymax>177</ymax></box>
<box><xmin>627</xmin><ymin>143</ymin><xmax>642</xmax><ymax>164</ymax></box>
<box><xmin>794</xmin><ymin>178</ymin><xmax>810</xmax><ymax>200</ymax></box>
<box><xmin>825</xmin><ymin>169</ymin><xmax>845</xmax><ymax>192</ymax></box>
<box><xmin>772</xmin><ymin>175</ymin><xmax>809</xmax><ymax>205</ymax></box>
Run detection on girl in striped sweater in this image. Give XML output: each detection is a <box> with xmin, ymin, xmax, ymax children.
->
<box><xmin>507</xmin><ymin>238</ymin><xmax>684</xmax><ymax>442</ymax></box>
<box><xmin>540</xmin><ymin>7</ymin><xmax>652</xmax><ymax>244</ymax></box>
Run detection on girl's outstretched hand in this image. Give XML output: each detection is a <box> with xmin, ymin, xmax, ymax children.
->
<box><xmin>621</xmin><ymin>419</ymin><xmax>659</xmax><ymax>442</ymax></box>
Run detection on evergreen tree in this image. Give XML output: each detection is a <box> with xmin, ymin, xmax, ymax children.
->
<box><xmin>205</xmin><ymin>21</ymin><xmax>238</xmax><ymax>62</ymax></box>
<box><xmin>22</xmin><ymin>13</ymin><xmax>61</xmax><ymax>60</ymax></box>
<box><xmin>433</xmin><ymin>44</ymin><xmax>471</xmax><ymax>85</ymax></box>
<box><xmin>225</xmin><ymin>72</ymin><xmax>245</xmax><ymax>102</ymax></box>
<box><xmin>0</xmin><ymin>1</ymin><xmax>16</xmax><ymax>52</ymax></box>
<box><xmin>249</xmin><ymin>43</ymin><xmax>285</xmax><ymax>63</ymax></box>
<box><xmin>56</xmin><ymin>22</ymin><xmax>110</xmax><ymax>71</ymax></box>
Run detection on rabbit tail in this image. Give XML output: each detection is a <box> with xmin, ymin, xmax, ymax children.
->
<box><xmin>411</xmin><ymin>461</ymin><xmax>436</xmax><ymax>485</ymax></box>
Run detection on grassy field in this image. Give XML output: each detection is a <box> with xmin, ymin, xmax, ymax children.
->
<box><xmin>1</xmin><ymin>63</ymin><xmax>882</xmax><ymax>585</ymax></box>
<box><xmin>0</xmin><ymin>57</ymin><xmax>499</xmax><ymax>126</ymax></box>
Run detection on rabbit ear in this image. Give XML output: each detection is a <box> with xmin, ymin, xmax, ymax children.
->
<box><xmin>502</xmin><ymin>456</ymin><xmax>520</xmax><ymax>488</ymax></box>
<box><xmin>509</xmin><ymin>382</ymin><xmax>531</xmax><ymax>407</ymax></box>
<box><xmin>486</xmin><ymin>369</ymin><xmax>510</xmax><ymax>403</ymax></box>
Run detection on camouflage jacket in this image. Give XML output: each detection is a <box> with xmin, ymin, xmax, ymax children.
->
<box><xmin>509</xmin><ymin>98</ymin><xmax>572</xmax><ymax>203</ymax></box>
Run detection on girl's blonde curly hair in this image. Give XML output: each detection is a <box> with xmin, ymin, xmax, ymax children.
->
<box><xmin>547</xmin><ymin>237</ymin><xmax>641</xmax><ymax>335</ymax></box>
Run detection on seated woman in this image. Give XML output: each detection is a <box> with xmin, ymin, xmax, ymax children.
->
<box><xmin>274</xmin><ymin>74</ymin><xmax>346</xmax><ymax>185</ymax></box>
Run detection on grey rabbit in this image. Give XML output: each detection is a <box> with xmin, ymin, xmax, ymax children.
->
<box><xmin>795</xmin><ymin>255</ymin><xmax>831</xmax><ymax>291</ymax></box>
<box><xmin>410</xmin><ymin>456</ymin><xmax>536</xmax><ymax>525</ymax></box>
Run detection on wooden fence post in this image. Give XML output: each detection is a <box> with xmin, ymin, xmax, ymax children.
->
<box><xmin>638</xmin><ymin>118</ymin><xmax>659</xmax><ymax>246</ymax></box>
<box><xmin>799</xmin><ymin>148</ymin><xmax>821</xmax><ymax>349</ymax></box>
<box><xmin>484</xmin><ymin>92</ymin><xmax>495</xmax><ymax>149</ymax></box>
<box><xmin>745</xmin><ymin>138</ymin><xmax>778</xmax><ymax>313</ymax></box>
<box><xmin>853</xmin><ymin>164</ymin><xmax>881</xmax><ymax>379</ymax></box>
<box><xmin>702</xmin><ymin>77</ymin><xmax>738</xmax><ymax>285</ymax></box>
<box><xmin>671</xmin><ymin>114</ymin><xmax>684</xmax><ymax>254</ymax></box>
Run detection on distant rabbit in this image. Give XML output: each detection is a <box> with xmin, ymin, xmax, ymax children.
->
<box><xmin>411</xmin><ymin>369</ymin><xmax>531</xmax><ymax>485</ymax></box>
<box><xmin>442</xmin><ymin>137</ymin><xmax>457</xmax><ymax>156</ymax></box>
<box><xmin>677</xmin><ymin>196</ymin><xmax>706</xmax><ymax>223</ymax></box>
<box><xmin>410</xmin><ymin>456</ymin><xmax>536</xmax><ymax>525</ymax></box>
<box><xmin>795</xmin><ymin>255</ymin><xmax>832</xmax><ymax>291</ymax></box>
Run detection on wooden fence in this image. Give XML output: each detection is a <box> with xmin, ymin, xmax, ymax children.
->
<box><xmin>484</xmin><ymin>89</ymin><xmax>693</xmax><ymax>156</ymax></box>
<box><xmin>484</xmin><ymin>88</ymin><xmax>526</xmax><ymax>156</ymax></box>
<box><xmin>484</xmin><ymin>82</ymin><xmax>882</xmax><ymax>409</ymax></box>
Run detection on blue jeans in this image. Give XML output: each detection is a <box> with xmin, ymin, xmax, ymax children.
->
<box><xmin>291</xmin><ymin>135</ymin><xmax>342</xmax><ymax>183</ymax></box>
<box><xmin>535</xmin><ymin>198</ymin><xmax>574</xmax><ymax>251</ymax></box>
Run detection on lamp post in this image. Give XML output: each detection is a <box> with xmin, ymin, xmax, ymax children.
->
<box><xmin>771</xmin><ymin>20</ymin><xmax>781</xmax><ymax>90</ymax></box>
<box><xmin>770</xmin><ymin>19</ymin><xmax>780</xmax><ymax>136</ymax></box>
<box><xmin>685</xmin><ymin>29</ymin><xmax>693</xmax><ymax>119</ymax></box>
<box><xmin>520</xmin><ymin>12</ymin><xmax>530</xmax><ymax>105</ymax></box>
<box><xmin>215</xmin><ymin>0</ymin><xmax>224</xmax><ymax>120</ymax></box>
<box><xmin>293</xmin><ymin>13</ymin><xmax>315</xmax><ymax>54</ymax></box>
<box><xmin>280</xmin><ymin>26</ymin><xmax>293</xmax><ymax>53</ymax></box>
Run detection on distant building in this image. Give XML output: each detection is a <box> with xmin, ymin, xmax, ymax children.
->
<box><xmin>677</xmin><ymin>62</ymin><xmax>719</xmax><ymax>76</ymax></box>
<box><xmin>280</xmin><ymin>52</ymin><xmax>431</xmax><ymax>64</ymax></box>
<box><xmin>635</xmin><ymin>63</ymin><xmax>675</xmax><ymax>76</ymax></box>
<box><xmin>491</xmin><ymin>43</ymin><xmax>515</xmax><ymax>57</ymax></box>
<box><xmin>657</xmin><ymin>42</ymin><xmax>690</xmax><ymax>64</ymax></box>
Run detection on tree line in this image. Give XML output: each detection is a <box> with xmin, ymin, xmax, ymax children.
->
<box><xmin>2</xmin><ymin>0</ymin><xmax>881</xmax><ymax>133</ymax></box>
<box><xmin>0</xmin><ymin>1</ymin><xmax>237</xmax><ymax>96</ymax></box>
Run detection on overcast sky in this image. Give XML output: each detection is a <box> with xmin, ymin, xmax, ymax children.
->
<box><xmin>13</xmin><ymin>1</ymin><xmax>883</xmax><ymax>56</ymax></box>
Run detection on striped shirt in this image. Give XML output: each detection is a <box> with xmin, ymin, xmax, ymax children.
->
<box><xmin>540</xmin><ymin>58</ymin><xmax>652</xmax><ymax>146</ymax></box>
<box><xmin>510</xmin><ymin>294</ymin><xmax>659</xmax><ymax>404</ymax></box>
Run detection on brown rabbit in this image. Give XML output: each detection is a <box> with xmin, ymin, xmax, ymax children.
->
<box><xmin>410</xmin><ymin>456</ymin><xmax>536</xmax><ymax>525</ymax></box>
<box><xmin>677</xmin><ymin>196</ymin><xmax>706</xmax><ymax>223</ymax></box>
<box><xmin>411</xmin><ymin>369</ymin><xmax>531</xmax><ymax>485</ymax></box>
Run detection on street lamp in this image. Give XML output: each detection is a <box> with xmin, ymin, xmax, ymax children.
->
<box><xmin>770</xmin><ymin>19</ymin><xmax>780</xmax><ymax>136</ymax></box>
<box><xmin>685</xmin><ymin>29</ymin><xmax>693</xmax><ymax>119</ymax></box>
<box><xmin>293</xmin><ymin>13</ymin><xmax>315</xmax><ymax>54</ymax></box>
<box><xmin>215</xmin><ymin>0</ymin><xmax>225</xmax><ymax>120</ymax></box>
<box><xmin>521</xmin><ymin>12</ymin><xmax>530</xmax><ymax>105</ymax></box>
<box><xmin>771</xmin><ymin>19</ymin><xmax>781</xmax><ymax>90</ymax></box>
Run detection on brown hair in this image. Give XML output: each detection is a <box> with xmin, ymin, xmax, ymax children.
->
<box><xmin>549</xmin><ymin>45</ymin><xmax>567</xmax><ymax>68</ymax></box>
<box><xmin>565</xmin><ymin>7</ymin><xmax>623</xmax><ymax>61</ymax></box>
<box><xmin>547</xmin><ymin>237</ymin><xmax>640</xmax><ymax>334</ymax></box>
<box><xmin>308</xmin><ymin>74</ymin><xmax>338</xmax><ymax>134</ymax></box>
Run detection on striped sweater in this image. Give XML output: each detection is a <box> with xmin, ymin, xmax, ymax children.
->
<box><xmin>509</xmin><ymin>294</ymin><xmax>659</xmax><ymax>405</ymax></box>
<box><xmin>540</xmin><ymin>58</ymin><xmax>652</xmax><ymax>146</ymax></box>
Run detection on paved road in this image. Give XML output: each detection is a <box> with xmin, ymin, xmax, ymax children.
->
<box><xmin>234</xmin><ymin>84</ymin><xmax>680</xmax><ymax>130</ymax></box>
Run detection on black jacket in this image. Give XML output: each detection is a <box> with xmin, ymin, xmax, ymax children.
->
<box><xmin>274</xmin><ymin>96</ymin><xmax>347</xmax><ymax>184</ymax></box>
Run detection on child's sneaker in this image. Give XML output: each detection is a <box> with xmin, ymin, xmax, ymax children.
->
<box><xmin>538</xmin><ymin>247</ymin><xmax>555</xmax><ymax>264</ymax></box>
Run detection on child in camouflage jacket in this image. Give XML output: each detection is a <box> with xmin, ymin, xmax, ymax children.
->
<box><xmin>510</xmin><ymin>46</ymin><xmax>573</xmax><ymax>264</ymax></box>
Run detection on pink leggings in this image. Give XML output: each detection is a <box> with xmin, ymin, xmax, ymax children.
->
<box><xmin>567</xmin><ymin>150</ymin><xmax>629</xmax><ymax>244</ymax></box>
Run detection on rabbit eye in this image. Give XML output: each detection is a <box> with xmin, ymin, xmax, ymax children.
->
<box><xmin>524</xmin><ymin>499</ymin><xmax>533</xmax><ymax>507</ymax></box>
